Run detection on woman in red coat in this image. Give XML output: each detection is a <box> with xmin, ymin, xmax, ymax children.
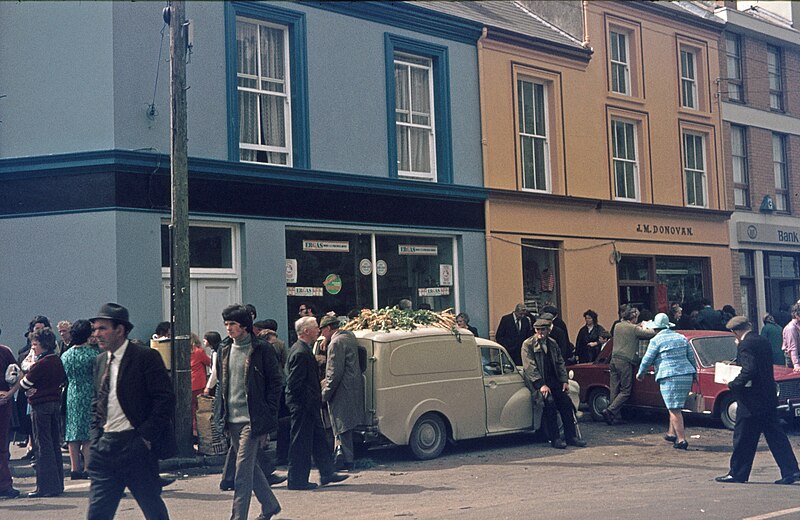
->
<box><xmin>190</xmin><ymin>333</ymin><xmax>211</xmax><ymax>438</ymax></box>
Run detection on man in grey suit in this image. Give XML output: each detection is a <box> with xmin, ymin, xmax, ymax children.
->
<box><xmin>320</xmin><ymin>315</ymin><xmax>364</xmax><ymax>471</ymax></box>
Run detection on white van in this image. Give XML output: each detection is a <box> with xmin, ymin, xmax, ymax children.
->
<box><xmin>353</xmin><ymin>327</ymin><xmax>580</xmax><ymax>459</ymax></box>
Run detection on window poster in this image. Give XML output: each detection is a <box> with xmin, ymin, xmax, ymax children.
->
<box><xmin>286</xmin><ymin>259</ymin><xmax>297</xmax><ymax>284</ymax></box>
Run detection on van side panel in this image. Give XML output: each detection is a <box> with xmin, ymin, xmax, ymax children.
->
<box><xmin>373</xmin><ymin>335</ymin><xmax>486</xmax><ymax>445</ymax></box>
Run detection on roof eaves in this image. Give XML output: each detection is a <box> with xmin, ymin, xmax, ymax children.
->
<box><xmin>485</xmin><ymin>26</ymin><xmax>592</xmax><ymax>61</ymax></box>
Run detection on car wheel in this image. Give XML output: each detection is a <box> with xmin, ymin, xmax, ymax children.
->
<box><xmin>719</xmin><ymin>394</ymin><xmax>737</xmax><ymax>430</ymax></box>
<box><xmin>589</xmin><ymin>388</ymin><xmax>610</xmax><ymax>422</ymax></box>
<box><xmin>409</xmin><ymin>412</ymin><xmax>447</xmax><ymax>460</ymax></box>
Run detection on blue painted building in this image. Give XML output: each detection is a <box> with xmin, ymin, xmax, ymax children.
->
<box><xmin>0</xmin><ymin>1</ymin><xmax>488</xmax><ymax>343</ymax></box>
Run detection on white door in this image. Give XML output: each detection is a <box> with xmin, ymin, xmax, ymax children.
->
<box><xmin>162</xmin><ymin>278</ymin><xmax>239</xmax><ymax>337</ymax></box>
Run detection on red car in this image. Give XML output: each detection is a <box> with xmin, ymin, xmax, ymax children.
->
<box><xmin>571</xmin><ymin>330</ymin><xmax>800</xmax><ymax>429</ymax></box>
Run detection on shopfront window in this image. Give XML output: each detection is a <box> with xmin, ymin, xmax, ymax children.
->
<box><xmin>521</xmin><ymin>240</ymin><xmax>559</xmax><ymax>315</ymax></box>
<box><xmin>765</xmin><ymin>252</ymin><xmax>800</xmax><ymax>316</ymax></box>
<box><xmin>738</xmin><ymin>251</ymin><xmax>757</xmax><ymax>330</ymax></box>
<box><xmin>618</xmin><ymin>255</ymin><xmax>708</xmax><ymax>314</ymax></box>
<box><xmin>285</xmin><ymin>230</ymin><xmax>457</xmax><ymax>326</ymax></box>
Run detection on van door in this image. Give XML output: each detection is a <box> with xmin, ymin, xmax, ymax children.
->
<box><xmin>481</xmin><ymin>346</ymin><xmax>532</xmax><ymax>433</ymax></box>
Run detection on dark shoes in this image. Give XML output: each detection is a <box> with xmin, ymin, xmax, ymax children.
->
<box><xmin>256</xmin><ymin>506</ymin><xmax>282</xmax><ymax>520</ymax></box>
<box><xmin>70</xmin><ymin>471</ymin><xmax>89</xmax><ymax>480</ymax></box>
<box><xmin>566</xmin><ymin>437</ymin><xmax>587</xmax><ymax>447</ymax></box>
<box><xmin>775</xmin><ymin>471</ymin><xmax>800</xmax><ymax>485</ymax></box>
<box><xmin>27</xmin><ymin>490</ymin><xmax>61</xmax><ymax>498</ymax></box>
<box><xmin>320</xmin><ymin>472</ymin><xmax>349</xmax><ymax>486</ymax></box>
<box><xmin>552</xmin><ymin>439</ymin><xmax>567</xmax><ymax>449</ymax></box>
<box><xmin>601</xmin><ymin>408</ymin><xmax>615</xmax><ymax>425</ymax></box>
<box><xmin>267</xmin><ymin>473</ymin><xmax>287</xmax><ymax>486</ymax></box>
<box><xmin>0</xmin><ymin>487</ymin><xmax>20</xmax><ymax>499</ymax></box>
<box><xmin>287</xmin><ymin>482</ymin><xmax>318</xmax><ymax>491</ymax></box>
<box><xmin>159</xmin><ymin>477</ymin><xmax>176</xmax><ymax>487</ymax></box>
<box><xmin>219</xmin><ymin>480</ymin><xmax>234</xmax><ymax>491</ymax></box>
<box><xmin>715</xmin><ymin>474</ymin><xmax>746</xmax><ymax>483</ymax></box>
<box><xmin>335</xmin><ymin>461</ymin><xmax>355</xmax><ymax>472</ymax></box>
<box><xmin>673</xmin><ymin>440</ymin><xmax>689</xmax><ymax>450</ymax></box>
<box><xmin>664</xmin><ymin>434</ymin><xmax>678</xmax><ymax>443</ymax></box>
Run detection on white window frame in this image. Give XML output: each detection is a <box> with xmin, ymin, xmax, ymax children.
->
<box><xmin>680</xmin><ymin>48</ymin><xmax>698</xmax><ymax>109</ymax></box>
<box><xmin>683</xmin><ymin>132</ymin><xmax>707</xmax><ymax>208</ymax></box>
<box><xmin>394</xmin><ymin>52</ymin><xmax>437</xmax><ymax>181</ymax></box>
<box><xmin>236</xmin><ymin>17</ymin><xmax>293</xmax><ymax>166</ymax></box>
<box><xmin>725</xmin><ymin>34</ymin><xmax>743</xmax><ymax>102</ymax></box>
<box><xmin>161</xmin><ymin>221</ymin><xmax>240</xmax><ymax>278</ymax></box>
<box><xmin>773</xmin><ymin>133</ymin><xmax>789</xmax><ymax>212</ymax></box>
<box><xmin>610</xmin><ymin>31</ymin><xmax>630</xmax><ymax>95</ymax></box>
<box><xmin>611</xmin><ymin>119</ymin><xmax>639</xmax><ymax>201</ymax></box>
<box><xmin>768</xmin><ymin>45</ymin><xmax>784</xmax><ymax>111</ymax></box>
<box><xmin>731</xmin><ymin>125</ymin><xmax>749</xmax><ymax>208</ymax></box>
<box><xmin>517</xmin><ymin>77</ymin><xmax>550</xmax><ymax>193</ymax></box>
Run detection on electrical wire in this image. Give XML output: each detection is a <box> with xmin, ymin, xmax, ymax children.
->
<box><xmin>148</xmin><ymin>21</ymin><xmax>168</xmax><ymax>119</ymax></box>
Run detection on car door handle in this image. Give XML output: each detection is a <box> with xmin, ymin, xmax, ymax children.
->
<box><xmin>484</xmin><ymin>381</ymin><xmax>497</xmax><ymax>389</ymax></box>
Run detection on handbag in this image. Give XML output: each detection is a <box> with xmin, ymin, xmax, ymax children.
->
<box><xmin>683</xmin><ymin>392</ymin><xmax>705</xmax><ymax>413</ymax></box>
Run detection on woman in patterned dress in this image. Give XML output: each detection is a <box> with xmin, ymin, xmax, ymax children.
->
<box><xmin>636</xmin><ymin>313</ymin><xmax>697</xmax><ymax>450</ymax></box>
<box><xmin>60</xmin><ymin>320</ymin><xmax>100</xmax><ymax>479</ymax></box>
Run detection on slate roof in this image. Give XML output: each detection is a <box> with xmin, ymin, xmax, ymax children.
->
<box><xmin>408</xmin><ymin>1</ymin><xmax>587</xmax><ymax>51</ymax></box>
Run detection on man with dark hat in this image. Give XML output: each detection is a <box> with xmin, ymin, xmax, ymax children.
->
<box><xmin>716</xmin><ymin>316</ymin><xmax>800</xmax><ymax>485</ymax></box>
<box><xmin>87</xmin><ymin>303</ymin><xmax>176</xmax><ymax>519</ymax></box>
<box><xmin>521</xmin><ymin>317</ymin><xmax>585</xmax><ymax>449</ymax></box>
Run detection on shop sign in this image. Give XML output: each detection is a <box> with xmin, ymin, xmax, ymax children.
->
<box><xmin>439</xmin><ymin>264</ymin><xmax>453</xmax><ymax>286</ymax></box>
<box><xmin>303</xmin><ymin>240</ymin><xmax>350</xmax><ymax>252</ymax></box>
<box><xmin>359</xmin><ymin>259</ymin><xmax>372</xmax><ymax>276</ymax></box>
<box><xmin>418</xmin><ymin>287</ymin><xmax>450</xmax><ymax>297</ymax></box>
<box><xmin>286</xmin><ymin>259</ymin><xmax>298</xmax><ymax>284</ymax></box>
<box><xmin>323</xmin><ymin>274</ymin><xmax>342</xmax><ymax>295</ymax></box>
<box><xmin>737</xmin><ymin>222</ymin><xmax>800</xmax><ymax>246</ymax></box>
<box><xmin>634</xmin><ymin>223</ymin><xmax>694</xmax><ymax>236</ymax></box>
<box><xmin>376</xmin><ymin>260</ymin><xmax>388</xmax><ymax>276</ymax></box>
<box><xmin>286</xmin><ymin>287</ymin><xmax>323</xmax><ymax>297</ymax></box>
<box><xmin>398</xmin><ymin>244</ymin><xmax>438</xmax><ymax>256</ymax></box>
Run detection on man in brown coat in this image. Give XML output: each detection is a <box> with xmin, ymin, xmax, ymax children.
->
<box><xmin>320</xmin><ymin>316</ymin><xmax>364</xmax><ymax>471</ymax></box>
<box><xmin>603</xmin><ymin>308</ymin><xmax>655</xmax><ymax>425</ymax></box>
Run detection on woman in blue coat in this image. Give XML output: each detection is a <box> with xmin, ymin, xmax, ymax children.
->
<box><xmin>636</xmin><ymin>313</ymin><xmax>697</xmax><ymax>450</ymax></box>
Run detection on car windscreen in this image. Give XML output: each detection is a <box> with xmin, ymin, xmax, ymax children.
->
<box><xmin>691</xmin><ymin>336</ymin><xmax>738</xmax><ymax>368</ymax></box>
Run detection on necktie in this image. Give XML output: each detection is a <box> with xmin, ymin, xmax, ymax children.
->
<box><xmin>97</xmin><ymin>353</ymin><xmax>114</xmax><ymax>427</ymax></box>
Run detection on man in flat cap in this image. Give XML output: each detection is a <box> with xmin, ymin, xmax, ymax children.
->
<box><xmin>87</xmin><ymin>303</ymin><xmax>176</xmax><ymax>519</ymax></box>
<box><xmin>716</xmin><ymin>316</ymin><xmax>800</xmax><ymax>484</ymax></box>
<box><xmin>521</xmin><ymin>317</ymin><xmax>585</xmax><ymax>449</ymax></box>
<box><xmin>320</xmin><ymin>315</ymin><xmax>364</xmax><ymax>472</ymax></box>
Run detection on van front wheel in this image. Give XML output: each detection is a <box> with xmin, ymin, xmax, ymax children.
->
<box><xmin>409</xmin><ymin>413</ymin><xmax>446</xmax><ymax>460</ymax></box>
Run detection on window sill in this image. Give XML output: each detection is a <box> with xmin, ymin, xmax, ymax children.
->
<box><xmin>607</xmin><ymin>92</ymin><xmax>645</xmax><ymax>106</ymax></box>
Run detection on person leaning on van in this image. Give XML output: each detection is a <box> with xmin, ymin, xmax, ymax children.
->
<box><xmin>521</xmin><ymin>317</ymin><xmax>586</xmax><ymax>449</ymax></box>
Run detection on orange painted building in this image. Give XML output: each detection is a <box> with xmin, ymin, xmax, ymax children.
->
<box><xmin>474</xmin><ymin>1</ymin><xmax>733</xmax><ymax>337</ymax></box>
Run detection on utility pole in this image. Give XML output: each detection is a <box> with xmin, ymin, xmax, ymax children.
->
<box><xmin>168</xmin><ymin>0</ymin><xmax>193</xmax><ymax>458</ymax></box>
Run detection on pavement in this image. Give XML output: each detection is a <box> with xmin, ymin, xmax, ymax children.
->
<box><xmin>8</xmin><ymin>439</ymin><xmax>225</xmax><ymax>479</ymax></box>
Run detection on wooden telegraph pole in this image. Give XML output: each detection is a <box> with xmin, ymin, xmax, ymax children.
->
<box><xmin>168</xmin><ymin>0</ymin><xmax>193</xmax><ymax>457</ymax></box>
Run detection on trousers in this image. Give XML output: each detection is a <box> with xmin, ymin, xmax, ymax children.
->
<box><xmin>87</xmin><ymin>430</ymin><xmax>169</xmax><ymax>520</ymax></box>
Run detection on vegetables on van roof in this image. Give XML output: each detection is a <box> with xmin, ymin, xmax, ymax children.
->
<box><xmin>342</xmin><ymin>306</ymin><xmax>460</xmax><ymax>338</ymax></box>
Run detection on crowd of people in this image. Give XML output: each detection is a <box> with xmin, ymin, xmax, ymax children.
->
<box><xmin>0</xmin><ymin>296</ymin><xmax>798</xmax><ymax>515</ymax></box>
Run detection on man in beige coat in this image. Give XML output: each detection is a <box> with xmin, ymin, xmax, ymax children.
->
<box><xmin>320</xmin><ymin>316</ymin><xmax>365</xmax><ymax>471</ymax></box>
<box><xmin>603</xmin><ymin>307</ymin><xmax>655</xmax><ymax>425</ymax></box>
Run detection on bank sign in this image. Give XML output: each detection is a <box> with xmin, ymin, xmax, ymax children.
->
<box><xmin>737</xmin><ymin>222</ymin><xmax>800</xmax><ymax>245</ymax></box>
